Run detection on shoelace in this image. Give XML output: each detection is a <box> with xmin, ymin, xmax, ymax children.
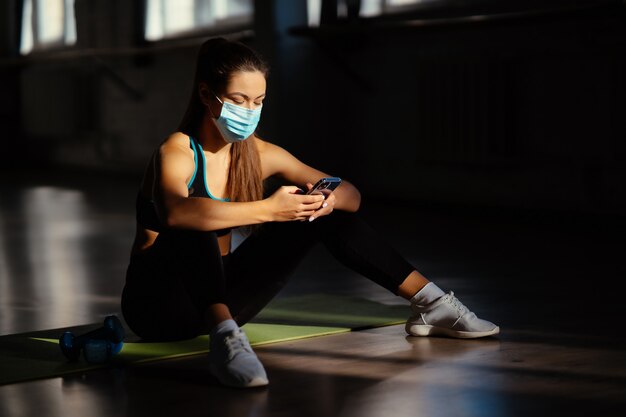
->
<box><xmin>223</xmin><ymin>330</ymin><xmax>251</xmax><ymax>361</ymax></box>
<box><xmin>442</xmin><ymin>291</ymin><xmax>470</xmax><ymax>317</ymax></box>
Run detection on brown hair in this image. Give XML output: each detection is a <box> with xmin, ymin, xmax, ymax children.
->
<box><xmin>178</xmin><ymin>37</ymin><xmax>269</xmax><ymax>204</ymax></box>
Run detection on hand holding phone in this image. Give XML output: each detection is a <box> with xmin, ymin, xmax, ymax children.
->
<box><xmin>306</xmin><ymin>177</ymin><xmax>342</xmax><ymax>198</ymax></box>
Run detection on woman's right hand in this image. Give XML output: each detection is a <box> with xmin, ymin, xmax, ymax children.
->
<box><xmin>265</xmin><ymin>186</ymin><xmax>326</xmax><ymax>222</ymax></box>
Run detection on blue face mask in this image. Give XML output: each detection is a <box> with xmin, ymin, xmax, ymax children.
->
<box><xmin>214</xmin><ymin>96</ymin><xmax>262</xmax><ymax>143</ymax></box>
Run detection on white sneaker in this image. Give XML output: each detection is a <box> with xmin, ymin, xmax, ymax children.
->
<box><xmin>406</xmin><ymin>291</ymin><xmax>500</xmax><ymax>339</ymax></box>
<box><xmin>208</xmin><ymin>328</ymin><xmax>269</xmax><ymax>388</ymax></box>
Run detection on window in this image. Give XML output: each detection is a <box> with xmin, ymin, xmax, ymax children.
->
<box><xmin>145</xmin><ymin>0</ymin><xmax>253</xmax><ymax>42</ymax></box>
<box><xmin>307</xmin><ymin>0</ymin><xmax>439</xmax><ymax>26</ymax></box>
<box><xmin>20</xmin><ymin>0</ymin><xmax>77</xmax><ymax>55</ymax></box>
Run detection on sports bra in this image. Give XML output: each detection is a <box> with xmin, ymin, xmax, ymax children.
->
<box><xmin>136</xmin><ymin>136</ymin><xmax>232</xmax><ymax>236</ymax></box>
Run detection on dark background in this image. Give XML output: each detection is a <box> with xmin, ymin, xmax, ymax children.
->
<box><xmin>0</xmin><ymin>0</ymin><xmax>624</xmax><ymax>216</ymax></box>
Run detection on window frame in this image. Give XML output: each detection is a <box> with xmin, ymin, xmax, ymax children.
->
<box><xmin>20</xmin><ymin>0</ymin><xmax>77</xmax><ymax>56</ymax></box>
<box><xmin>143</xmin><ymin>0</ymin><xmax>255</xmax><ymax>44</ymax></box>
<box><xmin>308</xmin><ymin>0</ymin><xmax>448</xmax><ymax>26</ymax></box>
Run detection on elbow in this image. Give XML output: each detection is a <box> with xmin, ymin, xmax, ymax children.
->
<box><xmin>163</xmin><ymin>216</ymin><xmax>179</xmax><ymax>229</ymax></box>
<box><xmin>352</xmin><ymin>188</ymin><xmax>362</xmax><ymax>212</ymax></box>
<box><xmin>160</xmin><ymin>200</ymin><xmax>214</xmax><ymax>231</ymax></box>
<box><xmin>344</xmin><ymin>186</ymin><xmax>361</xmax><ymax>213</ymax></box>
<box><xmin>159</xmin><ymin>203</ymin><xmax>186</xmax><ymax>229</ymax></box>
<box><xmin>161</xmin><ymin>209</ymin><xmax>181</xmax><ymax>229</ymax></box>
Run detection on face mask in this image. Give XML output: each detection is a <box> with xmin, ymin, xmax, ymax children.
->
<box><xmin>213</xmin><ymin>95</ymin><xmax>262</xmax><ymax>143</ymax></box>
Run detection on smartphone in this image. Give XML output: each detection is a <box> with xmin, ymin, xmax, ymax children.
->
<box><xmin>306</xmin><ymin>177</ymin><xmax>342</xmax><ymax>197</ymax></box>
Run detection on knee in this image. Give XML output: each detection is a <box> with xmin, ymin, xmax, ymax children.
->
<box><xmin>315</xmin><ymin>209</ymin><xmax>363</xmax><ymax>234</ymax></box>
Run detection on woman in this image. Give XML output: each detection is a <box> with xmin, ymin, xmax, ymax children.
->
<box><xmin>121</xmin><ymin>38</ymin><xmax>499</xmax><ymax>388</ymax></box>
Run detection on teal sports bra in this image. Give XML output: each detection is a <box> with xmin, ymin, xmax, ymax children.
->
<box><xmin>136</xmin><ymin>136</ymin><xmax>232</xmax><ymax>236</ymax></box>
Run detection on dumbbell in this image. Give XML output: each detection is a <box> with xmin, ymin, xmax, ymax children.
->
<box><xmin>59</xmin><ymin>315</ymin><xmax>125</xmax><ymax>363</ymax></box>
<box><xmin>81</xmin><ymin>338</ymin><xmax>124</xmax><ymax>364</ymax></box>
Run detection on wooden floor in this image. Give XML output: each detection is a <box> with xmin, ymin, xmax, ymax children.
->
<box><xmin>1</xmin><ymin>169</ymin><xmax>625</xmax><ymax>417</ymax></box>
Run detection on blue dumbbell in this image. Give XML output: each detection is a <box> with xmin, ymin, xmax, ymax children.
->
<box><xmin>82</xmin><ymin>339</ymin><xmax>124</xmax><ymax>364</ymax></box>
<box><xmin>59</xmin><ymin>315</ymin><xmax>125</xmax><ymax>362</ymax></box>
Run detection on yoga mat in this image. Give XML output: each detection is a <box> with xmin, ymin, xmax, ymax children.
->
<box><xmin>0</xmin><ymin>294</ymin><xmax>408</xmax><ymax>385</ymax></box>
<box><xmin>253</xmin><ymin>293</ymin><xmax>408</xmax><ymax>329</ymax></box>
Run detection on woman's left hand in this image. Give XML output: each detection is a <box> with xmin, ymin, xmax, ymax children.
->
<box><xmin>305</xmin><ymin>182</ymin><xmax>336</xmax><ymax>222</ymax></box>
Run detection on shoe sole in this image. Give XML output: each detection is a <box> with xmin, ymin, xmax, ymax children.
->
<box><xmin>406</xmin><ymin>323</ymin><xmax>500</xmax><ymax>339</ymax></box>
<box><xmin>245</xmin><ymin>377</ymin><xmax>270</xmax><ymax>388</ymax></box>
<box><xmin>211</xmin><ymin>372</ymin><xmax>269</xmax><ymax>388</ymax></box>
<box><xmin>208</xmin><ymin>364</ymin><xmax>269</xmax><ymax>388</ymax></box>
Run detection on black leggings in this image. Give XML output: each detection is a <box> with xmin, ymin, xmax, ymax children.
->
<box><xmin>121</xmin><ymin>210</ymin><xmax>415</xmax><ymax>341</ymax></box>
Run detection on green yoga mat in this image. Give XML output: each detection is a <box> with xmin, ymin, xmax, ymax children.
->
<box><xmin>0</xmin><ymin>294</ymin><xmax>408</xmax><ymax>385</ymax></box>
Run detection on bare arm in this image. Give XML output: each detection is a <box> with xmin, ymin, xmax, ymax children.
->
<box><xmin>153</xmin><ymin>135</ymin><xmax>326</xmax><ymax>231</ymax></box>
<box><xmin>260</xmin><ymin>140</ymin><xmax>361</xmax><ymax>213</ymax></box>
